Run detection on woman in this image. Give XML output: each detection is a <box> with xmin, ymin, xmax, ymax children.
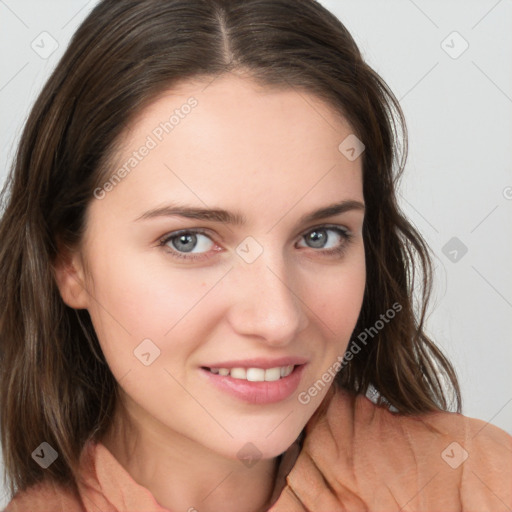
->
<box><xmin>0</xmin><ymin>1</ymin><xmax>510</xmax><ymax>511</ymax></box>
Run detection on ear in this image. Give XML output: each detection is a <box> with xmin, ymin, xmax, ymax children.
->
<box><xmin>52</xmin><ymin>240</ymin><xmax>90</xmax><ymax>309</ymax></box>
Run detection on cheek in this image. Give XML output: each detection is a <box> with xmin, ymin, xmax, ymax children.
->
<box><xmin>85</xmin><ymin>248</ymin><xmax>215</xmax><ymax>335</ymax></box>
<box><xmin>307</xmin><ymin>248</ymin><xmax>366</xmax><ymax>340</ymax></box>
<box><xmin>82</xmin><ymin>248</ymin><xmax>226</xmax><ymax>378</ymax></box>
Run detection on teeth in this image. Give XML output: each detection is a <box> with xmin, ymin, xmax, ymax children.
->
<box><xmin>230</xmin><ymin>367</ymin><xmax>246</xmax><ymax>379</ymax></box>
<box><xmin>281</xmin><ymin>365</ymin><xmax>293</xmax><ymax>377</ymax></box>
<box><xmin>208</xmin><ymin>365</ymin><xmax>295</xmax><ymax>381</ymax></box>
<box><xmin>264</xmin><ymin>367</ymin><xmax>281</xmax><ymax>381</ymax></box>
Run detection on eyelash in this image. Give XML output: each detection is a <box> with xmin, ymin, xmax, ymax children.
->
<box><xmin>158</xmin><ymin>225</ymin><xmax>354</xmax><ymax>262</ymax></box>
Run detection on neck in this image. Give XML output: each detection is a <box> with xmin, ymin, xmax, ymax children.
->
<box><xmin>100</xmin><ymin>404</ymin><xmax>284</xmax><ymax>512</ymax></box>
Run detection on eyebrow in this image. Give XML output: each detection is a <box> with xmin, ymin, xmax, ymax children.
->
<box><xmin>134</xmin><ymin>199</ymin><xmax>365</xmax><ymax>226</ymax></box>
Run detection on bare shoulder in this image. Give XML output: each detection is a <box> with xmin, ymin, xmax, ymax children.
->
<box><xmin>3</xmin><ymin>480</ymin><xmax>84</xmax><ymax>512</ymax></box>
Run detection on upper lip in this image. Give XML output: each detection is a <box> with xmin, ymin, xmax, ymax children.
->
<box><xmin>201</xmin><ymin>356</ymin><xmax>308</xmax><ymax>370</ymax></box>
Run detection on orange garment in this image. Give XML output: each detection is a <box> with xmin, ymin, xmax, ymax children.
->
<box><xmin>4</xmin><ymin>388</ymin><xmax>512</xmax><ymax>511</ymax></box>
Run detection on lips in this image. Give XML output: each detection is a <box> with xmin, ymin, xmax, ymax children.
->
<box><xmin>199</xmin><ymin>361</ymin><xmax>307</xmax><ymax>404</ymax></box>
<box><xmin>200</xmin><ymin>356</ymin><xmax>309</xmax><ymax>370</ymax></box>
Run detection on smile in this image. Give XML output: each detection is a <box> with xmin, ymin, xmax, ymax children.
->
<box><xmin>205</xmin><ymin>365</ymin><xmax>295</xmax><ymax>381</ymax></box>
<box><xmin>200</xmin><ymin>364</ymin><xmax>306</xmax><ymax>404</ymax></box>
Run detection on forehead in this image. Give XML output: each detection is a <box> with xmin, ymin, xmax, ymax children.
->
<box><xmin>126</xmin><ymin>72</ymin><xmax>355</xmax><ymax>154</ymax></box>
<box><xmin>92</xmin><ymin>73</ymin><xmax>363</xmax><ymax>226</ymax></box>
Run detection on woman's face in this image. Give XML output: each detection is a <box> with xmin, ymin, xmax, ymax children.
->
<box><xmin>57</xmin><ymin>73</ymin><xmax>366</xmax><ymax>460</ymax></box>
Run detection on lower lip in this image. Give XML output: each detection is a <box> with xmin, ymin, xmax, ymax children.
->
<box><xmin>199</xmin><ymin>364</ymin><xmax>306</xmax><ymax>404</ymax></box>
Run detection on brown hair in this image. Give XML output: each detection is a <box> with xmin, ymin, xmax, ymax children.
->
<box><xmin>0</xmin><ymin>0</ymin><xmax>461</xmax><ymax>499</ymax></box>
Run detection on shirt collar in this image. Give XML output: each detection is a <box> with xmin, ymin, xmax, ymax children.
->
<box><xmin>76</xmin><ymin>429</ymin><xmax>305</xmax><ymax>512</ymax></box>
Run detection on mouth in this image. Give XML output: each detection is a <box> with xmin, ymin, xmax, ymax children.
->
<box><xmin>200</xmin><ymin>364</ymin><xmax>298</xmax><ymax>381</ymax></box>
<box><xmin>199</xmin><ymin>363</ymin><xmax>307</xmax><ymax>404</ymax></box>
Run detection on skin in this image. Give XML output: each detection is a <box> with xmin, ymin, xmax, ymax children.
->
<box><xmin>54</xmin><ymin>72</ymin><xmax>366</xmax><ymax>512</ymax></box>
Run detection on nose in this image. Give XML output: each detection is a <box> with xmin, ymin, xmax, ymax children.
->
<box><xmin>225</xmin><ymin>248</ymin><xmax>309</xmax><ymax>347</ymax></box>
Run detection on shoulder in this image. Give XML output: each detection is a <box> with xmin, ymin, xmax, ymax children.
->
<box><xmin>322</xmin><ymin>386</ymin><xmax>512</xmax><ymax>457</ymax></box>
<box><xmin>303</xmin><ymin>387</ymin><xmax>512</xmax><ymax>510</ymax></box>
<box><xmin>3</xmin><ymin>480</ymin><xmax>84</xmax><ymax>512</ymax></box>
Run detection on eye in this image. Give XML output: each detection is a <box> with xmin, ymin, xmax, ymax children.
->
<box><xmin>158</xmin><ymin>225</ymin><xmax>354</xmax><ymax>262</ymax></box>
<box><xmin>158</xmin><ymin>229</ymin><xmax>217</xmax><ymax>261</ymax></box>
<box><xmin>297</xmin><ymin>225</ymin><xmax>353</xmax><ymax>256</ymax></box>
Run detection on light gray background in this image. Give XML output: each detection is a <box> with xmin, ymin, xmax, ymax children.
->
<box><xmin>1</xmin><ymin>0</ymin><xmax>511</xmax><ymax>505</ymax></box>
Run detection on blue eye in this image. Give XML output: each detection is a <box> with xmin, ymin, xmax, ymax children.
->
<box><xmin>298</xmin><ymin>226</ymin><xmax>353</xmax><ymax>256</ymax></box>
<box><xmin>158</xmin><ymin>225</ymin><xmax>353</xmax><ymax>262</ymax></box>
<box><xmin>159</xmin><ymin>229</ymin><xmax>215</xmax><ymax>261</ymax></box>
